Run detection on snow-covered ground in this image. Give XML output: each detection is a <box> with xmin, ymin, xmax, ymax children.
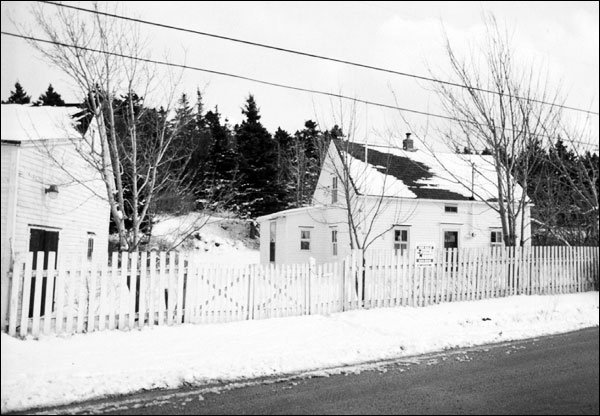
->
<box><xmin>149</xmin><ymin>212</ymin><xmax>260</xmax><ymax>264</ymax></box>
<box><xmin>1</xmin><ymin>292</ymin><xmax>598</xmax><ymax>413</ymax></box>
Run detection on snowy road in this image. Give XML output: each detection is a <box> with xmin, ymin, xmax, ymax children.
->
<box><xmin>13</xmin><ymin>327</ymin><xmax>599</xmax><ymax>415</ymax></box>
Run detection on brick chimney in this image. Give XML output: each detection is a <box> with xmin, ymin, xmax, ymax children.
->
<box><xmin>403</xmin><ymin>132</ymin><xmax>415</xmax><ymax>151</ymax></box>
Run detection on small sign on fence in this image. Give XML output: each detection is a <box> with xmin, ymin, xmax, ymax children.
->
<box><xmin>415</xmin><ymin>245</ymin><xmax>435</xmax><ymax>266</ymax></box>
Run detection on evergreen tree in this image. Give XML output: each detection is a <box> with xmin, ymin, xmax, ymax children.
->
<box><xmin>287</xmin><ymin>120</ymin><xmax>331</xmax><ymax>206</ymax></box>
<box><xmin>37</xmin><ymin>84</ymin><xmax>65</xmax><ymax>106</ymax></box>
<box><xmin>156</xmin><ymin>92</ymin><xmax>201</xmax><ymax>212</ymax></box>
<box><xmin>234</xmin><ymin>95</ymin><xmax>284</xmax><ymax>217</ymax></box>
<box><xmin>273</xmin><ymin>127</ymin><xmax>294</xmax><ymax>207</ymax></box>
<box><xmin>203</xmin><ymin>107</ymin><xmax>239</xmax><ymax>208</ymax></box>
<box><xmin>194</xmin><ymin>89</ymin><xmax>211</xmax><ymax>161</ymax></box>
<box><xmin>4</xmin><ymin>81</ymin><xmax>31</xmax><ymax>104</ymax></box>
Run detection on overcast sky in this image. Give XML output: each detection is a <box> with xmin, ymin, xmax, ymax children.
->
<box><xmin>1</xmin><ymin>1</ymin><xmax>598</xmax><ymax>149</ymax></box>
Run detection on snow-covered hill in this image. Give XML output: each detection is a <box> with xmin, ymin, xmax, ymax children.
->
<box><xmin>149</xmin><ymin>212</ymin><xmax>260</xmax><ymax>264</ymax></box>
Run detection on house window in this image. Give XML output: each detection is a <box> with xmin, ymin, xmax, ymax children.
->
<box><xmin>491</xmin><ymin>230</ymin><xmax>503</xmax><ymax>247</ymax></box>
<box><xmin>331</xmin><ymin>176</ymin><xmax>338</xmax><ymax>204</ymax></box>
<box><xmin>300</xmin><ymin>229</ymin><xmax>311</xmax><ymax>251</ymax></box>
<box><xmin>331</xmin><ymin>229</ymin><xmax>338</xmax><ymax>257</ymax></box>
<box><xmin>444</xmin><ymin>204</ymin><xmax>458</xmax><ymax>213</ymax></box>
<box><xmin>87</xmin><ymin>232</ymin><xmax>95</xmax><ymax>260</ymax></box>
<box><xmin>394</xmin><ymin>228</ymin><xmax>409</xmax><ymax>256</ymax></box>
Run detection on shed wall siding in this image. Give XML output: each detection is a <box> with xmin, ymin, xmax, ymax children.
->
<box><xmin>1</xmin><ymin>144</ymin><xmax>19</xmax><ymax>328</ymax></box>
<box><xmin>12</xmin><ymin>141</ymin><xmax>110</xmax><ymax>265</ymax></box>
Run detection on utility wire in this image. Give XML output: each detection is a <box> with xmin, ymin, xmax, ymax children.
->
<box><xmin>37</xmin><ymin>0</ymin><xmax>599</xmax><ymax>117</ymax></box>
<box><xmin>2</xmin><ymin>31</ymin><xmax>597</xmax><ymax>150</ymax></box>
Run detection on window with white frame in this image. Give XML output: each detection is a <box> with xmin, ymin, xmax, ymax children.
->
<box><xmin>393</xmin><ymin>228</ymin><xmax>409</xmax><ymax>256</ymax></box>
<box><xmin>444</xmin><ymin>204</ymin><xmax>458</xmax><ymax>213</ymax></box>
<box><xmin>300</xmin><ymin>229</ymin><xmax>311</xmax><ymax>250</ymax></box>
<box><xmin>490</xmin><ymin>230</ymin><xmax>503</xmax><ymax>247</ymax></box>
<box><xmin>331</xmin><ymin>228</ymin><xmax>338</xmax><ymax>256</ymax></box>
<box><xmin>331</xmin><ymin>176</ymin><xmax>338</xmax><ymax>204</ymax></box>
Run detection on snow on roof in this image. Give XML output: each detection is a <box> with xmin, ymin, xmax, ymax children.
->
<box><xmin>257</xmin><ymin>205</ymin><xmax>331</xmax><ymax>222</ymax></box>
<box><xmin>346</xmin><ymin>154</ymin><xmax>418</xmax><ymax>199</ymax></box>
<box><xmin>1</xmin><ymin>104</ymin><xmax>83</xmax><ymax>142</ymax></box>
<box><xmin>335</xmin><ymin>140</ymin><xmax>524</xmax><ymax>202</ymax></box>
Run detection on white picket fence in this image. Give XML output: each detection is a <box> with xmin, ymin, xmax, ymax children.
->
<box><xmin>352</xmin><ymin>246</ymin><xmax>598</xmax><ymax>309</ymax></box>
<box><xmin>5</xmin><ymin>246</ymin><xmax>598</xmax><ymax>337</ymax></box>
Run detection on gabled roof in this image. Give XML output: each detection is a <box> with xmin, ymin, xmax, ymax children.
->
<box><xmin>332</xmin><ymin>139</ymin><xmax>523</xmax><ymax>202</ymax></box>
<box><xmin>1</xmin><ymin>104</ymin><xmax>84</xmax><ymax>143</ymax></box>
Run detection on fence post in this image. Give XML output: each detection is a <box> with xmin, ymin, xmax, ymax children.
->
<box><xmin>118</xmin><ymin>252</ymin><xmax>128</xmax><ymax>330</ymax></box>
<box><xmin>18</xmin><ymin>252</ymin><xmax>34</xmax><ymax>337</ymax></box>
<box><xmin>43</xmin><ymin>252</ymin><xmax>57</xmax><ymax>335</ymax></box>
<box><xmin>358</xmin><ymin>251</ymin><xmax>364</xmax><ymax>308</ymax></box>
<box><xmin>245</xmin><ymin>265</ymin><xmax>251</xmax><ymax>320</ymax></box>
<box><xmin>87</xmin><ymin>256</ymin><xmax>97</xmax><ymax>333</ymax></box>
<box><xmin>139</xmin><ymin>252</ymin><xmax>148</xmax><ymax>327</ymax></box>
<box><xmin>8</xmin><ymin>254</ymin><xmax>23</xmax><ymax>336</ymax></box>
<box><xmin>31</xmin><ymin>251</ymin><xmax>45</xmax><ymax>337</ymax></box>
<box><xmin>341</xmin><ymin>258</ymin><xmax>348</xmax><ymax>312</ymax></box>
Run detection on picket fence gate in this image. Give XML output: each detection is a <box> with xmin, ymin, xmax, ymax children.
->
<box><xmin>5</xmin><ymin>246</ymin><xmax>598</xmax><ymax>337</ymax></box>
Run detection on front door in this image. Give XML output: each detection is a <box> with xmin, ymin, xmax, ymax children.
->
<box><xmin>443</xmin><ymin>230</ymin><xmax>459</xmax><ymax>268</ymax></box>
<box><xmin>444</xmin><ymin>231</ymin><xmax>459</xmax><ymax>250</ymax></box>
<box><xmin>269</xmin><ymin>222</ymin><xmax>276</xmax><ymax>263</ymax></box>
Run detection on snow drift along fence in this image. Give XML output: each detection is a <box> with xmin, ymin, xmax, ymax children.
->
<box><xmin>5</xmin><ymin>246</ymin><xmax>598</xmax><ymax>337</ymax></box>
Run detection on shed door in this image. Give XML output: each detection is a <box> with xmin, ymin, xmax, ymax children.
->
<box><xmin>29</xmin><ymin>228</ymin><xmax>59</xmax><ymax>270</ymax></box>
<box><xmin>28</xmin><ymin>228</ymin><xmax>59</xmax><ymax>317</ymax></box>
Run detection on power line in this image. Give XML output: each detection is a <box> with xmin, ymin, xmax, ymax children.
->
<box><xmin>2</xmin><ymin>31</ymin><xmax>597</xmax><ymax>150</ymax></box>
<box><xmin>37</xmin><ymin>0</ymin><xmax>599</xmax><ymax>117</ymax></box>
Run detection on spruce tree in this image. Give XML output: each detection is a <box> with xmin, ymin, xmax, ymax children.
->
<box><xmin>274</xmin><ymin>127</ymin><xmax>294</xmax><ymax>207</ymax></box>
<box><xmin>37</xmin><ymin>84</ymin><xmax>65</xmax><ymax>106</ymax></box>
<box><xmin>5</xmin><ymin>81</ymin><xmax>31</xmax><ymax>104</ymax></box>
<box><xmin>172</xmin><ymin>93</ymin><xmax>196</xmax><ymax>148</ymax></box>
<box><xmin>234</xmin><ymin>95</ymin><xmax>283</xmax><ymax>218</ymax></box>
<box><xmin>203</xmin><ymin>107</ymin><xmax>239</xmax><ymax>208</ymax></box>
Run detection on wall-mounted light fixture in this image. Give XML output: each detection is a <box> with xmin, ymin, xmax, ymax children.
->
<box><xmin>45</xmin><ymin>184</ymin><xmax>59</xmax><ymax>197</ymax></box>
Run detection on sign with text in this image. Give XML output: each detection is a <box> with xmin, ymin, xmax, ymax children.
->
<box><xmin>415</xmin><ymin>245</ymin><xmax>435</xmax><ymax>267</ymax></box>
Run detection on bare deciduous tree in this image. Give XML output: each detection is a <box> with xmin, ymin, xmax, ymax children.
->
<box><xmin>413</xmin><ymin>14</ymin><xmax>565</xmax><ymax>246</ymax></box>
<box><xmin>314</xmin><ymin>101</ymin><xmax>417</xmax><ymax>300</ymax></box>
<box><xmin>553</xmin><ymin>122</ymin><xmax>599</xmax><ymax>245</ymax></box>
<box><xmin>23</xmin><ymin>2</ymin><xmax>199</xmax><ymax>251</ymax></box>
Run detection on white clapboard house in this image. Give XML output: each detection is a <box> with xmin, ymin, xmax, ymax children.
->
<box><xmin>1</xmin><ymin>104</ymin><xmax>110</xmax><ymax>329</ymax></box>
<box><xmin>257</xmin><ymin>135</ymin><xmax>531</xmax><ymax>265</ymax></box>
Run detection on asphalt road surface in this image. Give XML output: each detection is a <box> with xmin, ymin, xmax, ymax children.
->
<box><xmin>13</xmin><ymin>327</ymin><xmax>599</xmax><ymax>415</ymax></box>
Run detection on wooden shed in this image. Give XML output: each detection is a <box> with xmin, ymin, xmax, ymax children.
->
<box><xmin>1</xmin><ymin>104</ymin><xmax>110</xmax><ymax>329</ymax></box>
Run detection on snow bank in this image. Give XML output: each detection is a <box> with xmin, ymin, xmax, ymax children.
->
<box><xmin>2</xmin><ymin>292</ymin><xmax>597</xmax><ymax>412</ymax></box>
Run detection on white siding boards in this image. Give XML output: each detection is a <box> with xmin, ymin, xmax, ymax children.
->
<box><xmin>258</xmin><ymin>139</ymin><xmax>531</xmax><ymax>265</ymax></box>
<box><xmin>1</xmin><ymin>104</ymin><xmax>111</xmax><ymax>329</ymax></box>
